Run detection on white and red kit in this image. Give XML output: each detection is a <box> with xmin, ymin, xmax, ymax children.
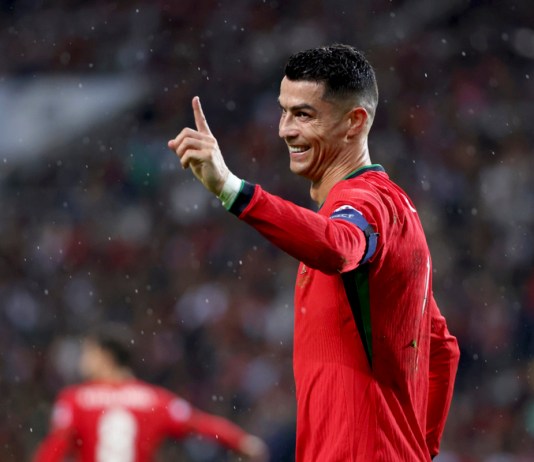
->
<box><xmin>228</xmin><ymin>164</ymin><xmax>460</xmax><ymax>461</ymax></box>
<box><xmin>33</xmin><ymin>379</ymin><xmax>251</xmax><ymax>462</ymax></box>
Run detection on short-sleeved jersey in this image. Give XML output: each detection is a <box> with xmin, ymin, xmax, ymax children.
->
<box><xmin>33</xmin><ymin>379</ymin><xmax>248</xmax><ymax>462</ymax></box>
<box><xmin>228</xmin><ymin>165</ymin><xmax>459</xmax><ymax>461</ymax></box>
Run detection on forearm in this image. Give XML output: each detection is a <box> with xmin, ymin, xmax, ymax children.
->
<box><xmin>226</xmin><ymin>182</ymin><xmax>366</xmax><ymax>274</ymax></box>
<box><xmin>186</xmin><ymin>410</ymin><xmax>250</xmax><ymax>451</ymax></box>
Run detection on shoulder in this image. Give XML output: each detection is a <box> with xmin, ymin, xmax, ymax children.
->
<box><xmin>330</xmin><ymin>171</ymin><xmax>415</xmax><ymax>214</ymax></box>
<box><xmin>136</xmin><ymin>380</ymin><xmax>172</xmax><ymax>399</ymax></box>
<box><xmin>49</xmin><ymin>386</ymin><xmax>80</xmax><ymax>429</ymax></box>
<box><xmin>167</xmin><ymin>396</ymin><xmax>194</xmax><ymax>422</ymax></box>
<box><xmin>325</xmin><ymin>172</ymin><xmax>391</xmax><ymax>216</ymax></box>
<box><xmin>137</xmin><ymin>382</ymin><xmax>189</xmax><ymax>412</ymax></box>
<box><xmin>56</xmin><ymin>384</ymin><xmax>81</xmax><ymax>403</ymax></box>
<box><xmin>150</xmin><ymin>385</ymin><xmax>194</xmax><ymax>423</ymax></box>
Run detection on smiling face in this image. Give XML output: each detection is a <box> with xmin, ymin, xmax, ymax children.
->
<box><xmin>278</xmin><ymin>77</ymin><xmax>352</xmax><ymax>182</ymax></box>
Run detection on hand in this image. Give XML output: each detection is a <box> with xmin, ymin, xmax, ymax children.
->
<box><xmin>168</xmin><ymin>96</ymin><xmax>230</xmax><ymax>195</ymax></box>
<box><xmin>239</xmin><ymin>435</ymin><xmax>269</xmax><ymax>461</ymax></box>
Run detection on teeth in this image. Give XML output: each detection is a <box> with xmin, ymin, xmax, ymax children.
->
<box><xmin>289</xmin><ymin>146</ymin><xmax>308</xmax><ymax>153</ymax></box>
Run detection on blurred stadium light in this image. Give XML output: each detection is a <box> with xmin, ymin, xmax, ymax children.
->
<box><xmin>0</xmin><ymin>75</ymin><xmax>148</xmax><ymax>164</ymax></box>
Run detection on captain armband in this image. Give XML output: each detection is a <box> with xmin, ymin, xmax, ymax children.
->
<box><xmin>330</xmin><ymin>205</ymin><xmax>379</xmax><ymax>264</ymax></box>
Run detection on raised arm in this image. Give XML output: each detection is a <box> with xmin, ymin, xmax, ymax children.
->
<box><xmin>167</xmin><ymin>97</ymin><xmax>370</xmax><ymax>274</ymax></box>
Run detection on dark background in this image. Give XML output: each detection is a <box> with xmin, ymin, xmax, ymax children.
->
<box><xmin>0</xmin><ymin>1</ymin><xmax>533</xmax><ymax>461</ymax></box>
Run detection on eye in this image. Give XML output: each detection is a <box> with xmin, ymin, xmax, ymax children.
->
<box><xmin>296</xmin><ymin>111</ymin><xmax>311</xmax><ymax>119</ymax></box>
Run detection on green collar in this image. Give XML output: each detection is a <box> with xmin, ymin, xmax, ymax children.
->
<box><xmin>343</xmin><ymin>164</ymin><xmax>385</xmax><ymax>180</ymax></box>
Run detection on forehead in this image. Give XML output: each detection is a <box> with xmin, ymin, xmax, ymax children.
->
<box><xmin>278</xmin><ymin>77</ymin><xmax>326</xmax><ymax>107</ymax></box>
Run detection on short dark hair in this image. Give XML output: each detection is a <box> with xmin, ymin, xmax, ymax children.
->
<box><xmin>87</xmin><ymin>323</ymin><xmax>135</xmax><ymax>369</ymax></box>
<box><xmin>284</xmin><ymin>44</ymin><xmax>378</xmax><ymax>118</ymax></box>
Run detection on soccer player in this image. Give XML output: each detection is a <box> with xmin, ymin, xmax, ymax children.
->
<box><xmin>168</xmin><ymin>44</ymin><xmax>460</xmax><ymax>461</ymax></box>
<box><xmin>33</xmin><ymin>324</ymin><xmax>269</xmax><ymax>462</ymax></box>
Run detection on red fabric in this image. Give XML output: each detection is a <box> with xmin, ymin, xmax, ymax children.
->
<box><xmin>33</xmin><ymin>380</ymin><xmax>248</xmax><ymax>462</ymax></box>
<box><xmin>426</xmin><ymin>296</ymin><xmax>461</xmax><ymax>458</ymax></box>
<box><xmin>238</xmin><ymin>169</ymin><xmax>460</xmax><ymax>461</ymax></box>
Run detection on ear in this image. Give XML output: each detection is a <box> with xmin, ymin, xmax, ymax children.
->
<box><xmin>346</xmin><ymin>107</ymin><xmax>369</xmax><ymax>138</ymax></box>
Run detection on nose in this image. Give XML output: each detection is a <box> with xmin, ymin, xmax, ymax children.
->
<box><xmin>279</xmin><ymin>113</ymin><xmax>298</xmax><ymax>139</ymax></box>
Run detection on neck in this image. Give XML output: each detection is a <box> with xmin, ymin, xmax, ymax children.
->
<box><xmin>310</xmin><ymin>142</ymin><xmax>371</xmax><ymax>205</ymax></box>
<box><xmin>93</xmin><ymin>367</ymin><xmax>134</xmax><ymax>383</ymax></box>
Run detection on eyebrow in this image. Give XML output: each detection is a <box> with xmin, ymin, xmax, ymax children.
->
<box><xmin>277</xmin><ymin>100</ymin><xmax>317</xmax><ymax>112</ymax></box>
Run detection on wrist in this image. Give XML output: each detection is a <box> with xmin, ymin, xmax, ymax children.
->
<box><xmin>217</xmin><ymin>172</ymin><xmax>243</xmax><ymax>210</ymax></box>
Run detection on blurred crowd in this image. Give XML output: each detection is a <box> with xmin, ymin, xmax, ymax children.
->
<box><xmin>0</xmin><ymin>1</ymin><xmax>533</xmax><ymax>461</ymax></box>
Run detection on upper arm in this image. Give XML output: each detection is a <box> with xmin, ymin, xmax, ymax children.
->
<box><xmin>326</xmin><ymin>188</ymin><xmax>386</xmax><ymax>271</ymax></box>
<box><xmin>164</xmin><ymin>397</ymin><xmax>193</xmax><ymax>438</ymax></box>
<box><xmin>329</xmin><ymin>204</ymin><xmax>379</xmax><ymax>267</ymax></box>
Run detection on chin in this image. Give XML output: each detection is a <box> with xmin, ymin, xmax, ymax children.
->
<box><xmin>289</xmin><ymin>161</ymin><xmax>307</xmax><ymax>176</ymax></box>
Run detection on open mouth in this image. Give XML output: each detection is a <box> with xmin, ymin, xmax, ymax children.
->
<box><xmin>288</xmin><ymin>145</ymin><xmax>310</xmax><ymax>156</ymax></box>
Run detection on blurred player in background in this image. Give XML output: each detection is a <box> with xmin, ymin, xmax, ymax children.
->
<box><xmin>33</xmin><ymin>323</ymin><xmax>268</xmax><ymax>462</ymax></box>
<box><xmin>168</xmin><ymin>44</ymin><xmax>460</xmax><ymax>461</ymax></box>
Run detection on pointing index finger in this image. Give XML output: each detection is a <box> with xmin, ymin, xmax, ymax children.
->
<box><xmin>192</xmin><ymin>96</ymin><xmax>212</xmax><ymax>135</ymax></box>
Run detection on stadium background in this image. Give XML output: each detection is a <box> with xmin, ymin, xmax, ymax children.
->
<box><xmin>1</xmin><ymin>1</ymin><xmax>533</xmax><ymax>460</ymax></box>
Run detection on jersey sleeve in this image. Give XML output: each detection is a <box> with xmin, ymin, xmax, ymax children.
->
<box><xmin>165</xmin><ymin>396</ymin><xmax>249</xmax><ymax>452</ymax></box>
<box><xmin>228</xmin><ymin>182</ymin><xmax>371</xmax><ymax>274</ymax></box>
<box><xmin>32</xmin><ymin>391</ymin><xmax>75</xmax><ymax>462</ymax></box>
<box><xmin>426</xmin><ymin>296</ymin><xmax>460</xmax><ymax>458</ymax></box>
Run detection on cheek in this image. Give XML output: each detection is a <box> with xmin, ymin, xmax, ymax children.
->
<box><xmin>312</xmin><ymin>131</ymin><xmax>335</xmax><ymax>151</ymax></box>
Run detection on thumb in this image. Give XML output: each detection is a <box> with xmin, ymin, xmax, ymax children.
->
<box><xmin>192</xmin><ymin>96</ymin><xmax>212</xmax><ymax>135</ymax></box>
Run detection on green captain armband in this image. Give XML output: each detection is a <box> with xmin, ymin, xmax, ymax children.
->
<box><xmin>217</xmin><ymin>172</ymin><xmax>244</xmax><ymax>210</ymax></box>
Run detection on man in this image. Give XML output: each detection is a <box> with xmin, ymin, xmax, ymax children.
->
<box><xmin>168</xmin><ymin>44</ymin><xmax>460</xmax><ymax>461</ymax></box>
<box><xmin>33</xmin><ymin>324</ymin><xmax>268</xmax><ymax>462</ymax></box>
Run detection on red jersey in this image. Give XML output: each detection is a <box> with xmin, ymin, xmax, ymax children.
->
<box><xmin>229</xmin><ymin>165</ymin><xmax>460</xmax><ymax>461</ymax></box>
<box><xmin>33</xmin><ymin>379</ymin><xmax>250</xmax><ymax>462</ymax></box>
